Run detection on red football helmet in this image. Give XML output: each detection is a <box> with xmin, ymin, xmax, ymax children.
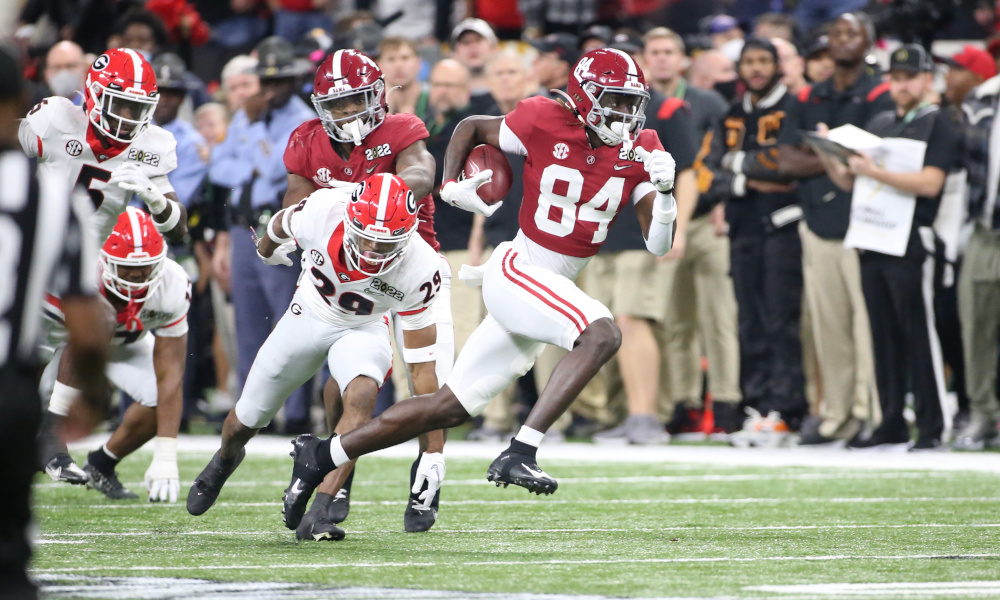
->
<box><xmin>343</xmin><ymin>173</ymin><xmax>418</xmax><ymax>275</ymax></box>
<box><xmin>85</xmin><ymin>48</ymin><xmax>159</xmax><ymax>144</ymax></box>
<box><xmin>565</xmin><ymin>48</ymin><xmax>649</xmax><ymax>146</ymax></box>
<box><xmin>100</xmin><ymin>207</ymin><xmax>167</xmax><ymax>302</ymax></box>
<box><xmin>312</xmin><ymin>49</ymin><xmax>387</xmax><ymax>145</ymax></box>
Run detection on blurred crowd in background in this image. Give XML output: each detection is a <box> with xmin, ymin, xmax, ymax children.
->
<box><xmin>4</xmin><ymin>0</ymin><xmax>1000</xmax><ymax>454</ymax></box>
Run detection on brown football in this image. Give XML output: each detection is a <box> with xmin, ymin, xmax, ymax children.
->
<box><xmin>463</xmin><ymin>144</ymin><xmax>513</xmax><ymax>205</ymax></box>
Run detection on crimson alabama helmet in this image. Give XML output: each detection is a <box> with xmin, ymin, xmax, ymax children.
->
<box><xmin>100</xmin><ymin>207</ymin><xmax>167</xmax><ymax>302</ymax></box>
<box><xmin>565</xmin><ymin>48</ymin><xmax>649</xmax><ymax>146</ymax></box>
<box><xmin>85</xmin><ymin>48</ymin><xmax>159</xmax><ymax>144</ymax></box>
<box><xmin>312</xmin><ymin>49</ymin><xmax>387</xmax><ymax>145</ymax></box>
<box><xmin>343</xmin><ymin>173</ymin><xmax>418</xmax><ymax>275</ymax></box>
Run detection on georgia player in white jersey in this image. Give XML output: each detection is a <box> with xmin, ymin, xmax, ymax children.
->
<box><xmin>282</xmin><ymin>49</ymin><xmax>449</xmax><ymax>533</ymax></box>
<box><xmin>188</xmin><ymin>174</ymin><xmax>444</xmax><ymax>542</ymax></box>
<box><xmin>39</xmin><ymin>207</ymin><xmax>190</xmax><ymax>502</ymax></box>
<box><xmin>280</xmin><ymin>48</ymin><xmax>683</xmax><ymax>508</ymax></box>
<box><xmin>18</xmin><ymin>48</ymin><xmax>187</xmax><ymax>244</ymax></box>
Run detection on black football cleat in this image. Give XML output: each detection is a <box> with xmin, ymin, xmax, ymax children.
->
<box><xmin>83</xmin><ymin>463</ymin><xmax>138</xmax><ymax>500</ymax></box>
<box><xmin>282</xmin><ymin>435</ymin><xmax>332</xmax><ymax>530</ymax></box>
<box><xmin>296</xmin><ymin>511</ymin><xmax>346</xmax><ymax>542</ymax></box>
<box><xmin>328</xmin><ymin>487</ymin><xmax>350</xmax><ymax>523</ymax></box>
<box><xmin>486</xmin><ymin>451</ymin><xmax>558</xmax><ymax>495</ymax></box>
<box><xmin>45</xmin><ymin>453</ymin><xmax>88</xmax><ymax>485</ymax></box>
<box><xmin>186</xmin><ymin>448</ymin><xmax>245</xmax><ymax>516</ymax></box>
<box><xmin>403</xmin><ymin>493</ymin><xmax>438</xmax><ymax>532</ymax></box>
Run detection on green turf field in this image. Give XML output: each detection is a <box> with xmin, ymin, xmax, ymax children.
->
<box><xmin>30</xmin><ymin>447</ymin><xmax>1000</xmax><ymax>600</ymax></box>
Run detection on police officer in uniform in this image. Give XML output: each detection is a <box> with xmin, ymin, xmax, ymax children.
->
<box><xmin>818</xmin><ymin>44</ymin><xmax>963</xmax><ymax>451</ymax></box>
<box><xmin>209</xmin><ymin>37</ymin><xmax>314</xmax><ymax>433</ymax></box>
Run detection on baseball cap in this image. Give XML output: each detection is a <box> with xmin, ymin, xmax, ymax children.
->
<box><xmin>451</xmin><ymin>18</ymin><xmax>498</xmax><ymax>46</ymax></box>
<box><xmin>936</xmin><ymin>45</ymin><xmax>997</xmax><ymax>81</ymax></box>
<box><xmin>805</xmin><ymin>35</ymin><xmax>829</xmax><ymax>60</ymax></box>
<box><xmin>706</xmin><ymin>15</ymin><xmax>739</xmax><ymax>35</ymax></box>
<box><xmin>609</xmin><ymin>32</ymin><xmax>643</xmax><ymax>55</ymax></box>
<box><xmin>580</xmin><ymin>24</ymin><xmax>612</xmax><ymax>48</ymax></box>
<box><xmin>254</xmin><ymin>36</ymin><xmax>311</xmax><ymax>79</ymax></box>
<box><xmin>151</xmin><ymin>53</ymin><xmax>189</xmax><ymax>90</ymax></box>
<box><xmin>530</xmin><ymin>32</ymin><xmax>580</xmax><ymax>65</ymax></box>
<box><xmin>889</xmin><ymin>43</ymin><xmax>933</xmax><ymax>74</ymax></box>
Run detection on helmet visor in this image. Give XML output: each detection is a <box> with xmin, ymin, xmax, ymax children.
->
<box><xmin>595</xmin><ymin>87</ymin><xmax>648</xmax><ymax>136</ymax></box>
<box><xmin>99</xmin><ymin>89</ymin><xmax>157</xmax><ymax>141</ymax></box>
<box><xmin>100</xmin><ymin>250</ymin><xmax>165</xmax><ymax>302</ymax></box>
<box><xmin>312</xmin><ymin>84</ymin><xmax>384</xmax><ymax>143</ymax></box>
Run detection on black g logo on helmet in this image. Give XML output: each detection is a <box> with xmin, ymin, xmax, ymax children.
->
<box><xmin>93</xmin><ymin>54</ymin><xmax>110</xmax><ymax>70</ymax></box>
<box><xmin>405</xmin><ymin>190</ymin><xmax>416</xmax><ymax>215</ymax></box>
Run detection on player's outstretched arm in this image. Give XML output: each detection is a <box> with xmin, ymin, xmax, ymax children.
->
<box><xmin>395</xmin><ymin>140</ymin><xmax>436</xmax><ymax>200</ymax></box>
<box><xmin>403</xmin><ymin>324</ymin><xmax>447</xmax><ymax>508</ymax></box>
<box><xmin>441</xmin><ymin>116</ymin><xmax>504</xmax><ymax>183</ymax></box>
<box><xmin>282</xmin><ymin>173</ymin><xmax>318</xmax><ymax>209</ymax></box>
<box><xmin>156</xmin><ymin>193</ymin><xmax>188</xmax><ymax>244</ymax></box>
<box><xmin>146</xmin><ymin>332</ymin><xmax>187</xmax><ymax>503</ymax></box>
<box><xmin>254</xmin><ymin>206</ymin><xmax>297</xmax><ymax>266</ymax></box>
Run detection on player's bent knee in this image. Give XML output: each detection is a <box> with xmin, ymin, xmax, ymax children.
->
<box><xmin>581</xmin><ymin>317</ymin><xmax>622</xmax><ymax>360</ymax></box>
<box><xmin>430</xmin><ymin>387</ymin><xmax>471</xmax><ymax>429</ymax></box>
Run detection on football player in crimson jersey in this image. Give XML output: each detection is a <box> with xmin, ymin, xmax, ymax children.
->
<box><xmin>38</xmin><ymin>208</ymin><xmax>190</xmax><ymax>502</ymax></box>
<box><xmin>281</xmin><ymin>49</ymin><xmax>687</xmax><ymax>506</ymax></box>
<box><xmin>18</xmin><ymin>48</ymin><xmax>188</xmax><ymax>244</ymax></box>
<box><xmin>281</xmin><ymin>49</ymin><xmax>450</xmax><ymax>532</ymax></box>
<box><xmin>188</xmin><ymin>175</ymin><xmax>445</xmax><ymax>541</ymax></box>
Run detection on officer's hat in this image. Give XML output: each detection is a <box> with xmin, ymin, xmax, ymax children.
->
<box><xmin>151</xmin><ymin>53</ymin><xmax>190</xmax><ymax>91</ymax></box>
<box><xmin>254</xmin><ymin>36</ymin><xmax>312</xmax><ymax>79</ymax></box>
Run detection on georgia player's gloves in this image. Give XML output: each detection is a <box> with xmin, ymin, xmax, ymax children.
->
<box><xmin>441</xmin><ymin>170</ymin><xmax>502</xmax><ymax>217</ymax></box>
<box><xmin>411</xmin><ymin>452</ymin><xmax>446</xmax><ymax>509</ymax></box>
<box><xmin>109</xmin><ymin>163</ymin><xmax>168</xmax><ymax>213</ymax></box>
<box><xmin>257</xmin><ymin>240</ymin><xmax>296</xmax><ymax>266</ymax></box>
<box><xmin>145</xmin><ymin>437</ymin><xmax>180</xmax><ymax>503</ymax></box>
<box><xmin>634</xmin><ymin>147</ymin><xmax>676</xmax><ymax>194</ymax></box>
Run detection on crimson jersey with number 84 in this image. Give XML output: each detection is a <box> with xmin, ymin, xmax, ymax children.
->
<box><xmin>498</xmin><ymin>96</ymin><xmax>662</xmax><ymax>258</ymax></box>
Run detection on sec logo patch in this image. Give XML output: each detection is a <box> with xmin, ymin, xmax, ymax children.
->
<box><xmin>65</xmin><ymin>140</ymin><xmax>83</xmax><ymax>156</ymax></box>
<box><xmin>310</xmin><ymin>249</ymin><xmax>325</xmax><ymax>265</ymax></box>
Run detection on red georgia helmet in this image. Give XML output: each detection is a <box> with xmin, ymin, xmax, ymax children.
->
<box><xmin>565</xmin><ymin>48</ymin><xmax>649</xmax><ymax>146</ymax></box>
<box><xmin>312</xmin><ymin>49</ymin><xmax>387</xmax><ymax>145</ymax></box>
<box><xmin>343</xmin><ymin>173</ymin><xmax>418</xmax><ymax>275</ymax></box>
<box><xmin>85</xmin><ymin>48</ymin><xmax>159</xmax><ymax>144</ymax></box>
<box><xmin>100</xmin><ymin>207</ymin><xmax>167</xmax><ymax>302</ymax></box>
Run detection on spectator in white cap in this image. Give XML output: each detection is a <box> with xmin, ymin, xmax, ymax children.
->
<box><xmin>450</xmin><ymin>18</ymin><xmax>499</xmax><ymax>113</ymax></box>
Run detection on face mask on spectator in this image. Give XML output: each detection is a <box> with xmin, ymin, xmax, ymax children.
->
<box><xmin>47</xmin><ymin>69</ymin><xmax>83</xmax><ymax>97</ymax></box>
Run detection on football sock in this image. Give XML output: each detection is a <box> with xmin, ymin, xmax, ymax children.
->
<box><xmin>316</xmin><ymin>435</ymin><xmax>347</xmax><ymax>473</ymax></box>
<box><xmin>342</xmin><ymin>468</ymin><xmax>355</xmax><ymax>494</ymax></box>
<box><xmin>514</xmin><ymin>425</ymin><xmax>544</xmax><ymax>447</ymax></box>
<box><xmin>311</xmin><ymin>492</ymin><xmax>335</xmax><ymax>515</ymax></box>
<box><xmin>87</xmin><ymin>445</ymin><xmax>119</xmax><ymax>475</ymax></box>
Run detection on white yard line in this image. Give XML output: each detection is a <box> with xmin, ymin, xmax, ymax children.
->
<box><xmin>31</xmin><ymin>496</ymin><xmax>1000</xmax><ymax>510</ymax></box>
<box><xmin>34</xmin><ymin>523</ymin><xmax>1000</xmax><ymax>538</ymax></box>
<box><xmin>30</xmin><ymin>553</ymin><xmax>1000</xmax><ymax>574</ymax></box>
<box><xmin>32</xmin><ymin>469</ymin><xmax>976</xmax><ymax>491</ymax></box>
<box><xmin>65</xmin><ymin>435</ymin><xmax>1000</xmax><ymax>472</ymax></box>
<box><xmin>749</xmin><ymin>581</ymin><xmax>1000</xmax><ymax>597</ymax></box>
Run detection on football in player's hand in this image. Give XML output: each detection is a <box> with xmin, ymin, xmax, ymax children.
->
<box><xmin>463</xmin><ymin>144</ymin><xmax>513</xmax><ymax>205</ymax></box>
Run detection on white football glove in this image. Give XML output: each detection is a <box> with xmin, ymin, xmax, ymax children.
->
<box><xmin>411</xmin><ymin>452</ymin><xmax>446</xmax><ymax>509</ymax></box>
<box><xmin>145</xmin><ymin>437</ymin><xmax>179</xmax><ymax>503</ymax></box>
<box><xmin>634</xmin><ymin>147</ymin><xmax>676</xmax><ymax>193</ymax></box>
<box><xmin>257</xmin><ymin>240</ymin><xmax>296</xmax><ymax>266</ymax></box>
<box><xmin>109</xmin><ymin>162</ymin><xmax>168</xmax><ymax>213</ymax></box>
<box><xmin>441</xmin><ymin>170</ymin><xmax>502</xmax><ymax>217</ymax></box>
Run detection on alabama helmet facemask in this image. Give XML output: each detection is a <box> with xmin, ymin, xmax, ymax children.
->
<box><xmin>563</xmin><ymin>48</ymin><xmax>650</xmax><ymax>147</ymax></box>
<box><xmin>100</xmin><ymin>206</ymin><xmax>167</xmax><ymax>302</ymax></box>
<box><xmin>343</xmin><ymin>173</ymin><xmax>418</xmax><ymax>276</ymax></box>
<box><xmin>85</xmin><ymin>48</ymin><xmax>159</xmax><ymax>145</ymax></box>
<box><xmin>312</xmin><ymin>49</ymin><xmax>387</xmax><ymax>145</ymax></box>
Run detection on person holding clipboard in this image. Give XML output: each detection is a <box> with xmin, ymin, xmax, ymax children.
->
<box><xmin>815</xmin><ymin>44</ymin><xmax>964</xmax><ymax>452</ymax></box>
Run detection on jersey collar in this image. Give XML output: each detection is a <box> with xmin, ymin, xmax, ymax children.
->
<box><xmin>85</xmin><ymin>124</ymin><xmax>128</xmax><ymax>162</ymax></box>
<box><xmin>327</xmin><ymin>222</ymin><xmax>372</xmax><ymax>282</ymax></box>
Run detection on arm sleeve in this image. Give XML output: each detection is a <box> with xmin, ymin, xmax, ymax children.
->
<box><xmin>923</xmin><ymin>113</ymin><xmax>964</xmax><ymax>172</ymax></box>
<box><xmin>155</xmin><ymin>291</ymin><xmax>191</xmax><ymax>337</ymax></box>
<box><xmin>18</xmin><ymin>119</ymin><xmax>42</xmax><ymax>158</ymax></box>
<box><xmin>739</xmin><ymin>147</ymin><xmax>789</xmax><ymax>182</ymax></box>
